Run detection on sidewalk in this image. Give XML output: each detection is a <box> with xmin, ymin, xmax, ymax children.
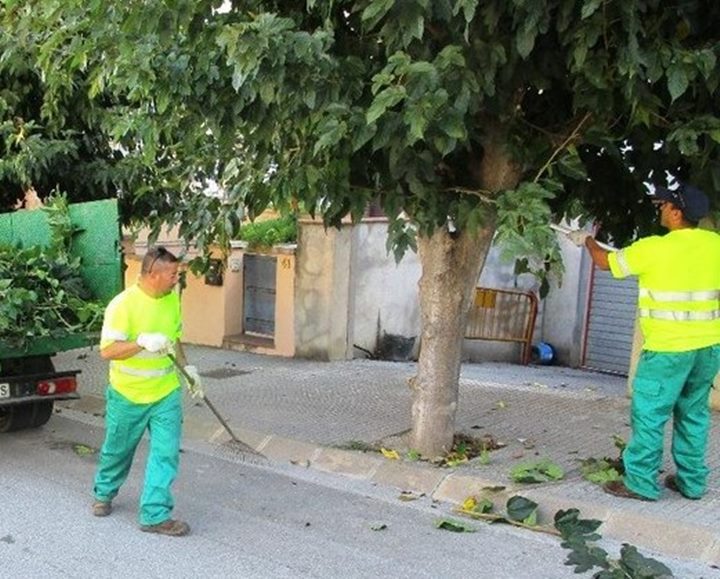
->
<box><xmin>54</xmin><ymin>345</ymin><xmax>720</xmax><ymax>566</ymax></box>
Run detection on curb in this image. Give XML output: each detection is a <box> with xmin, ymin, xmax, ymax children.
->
<box><xmin>58</xmin><ymin>397</ymin><xmax>720</xmax><ymax>566</ymax></box>
<box><xmin>222</xmin><ymin>425</ymin><xmax>720</xmax><ymax>566</ymax></box>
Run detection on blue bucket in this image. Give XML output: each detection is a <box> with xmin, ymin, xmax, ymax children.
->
<box><xmin>532</xmin><ymin>342</ymin><xmax>556</xmax><ymax>365</ymax></box>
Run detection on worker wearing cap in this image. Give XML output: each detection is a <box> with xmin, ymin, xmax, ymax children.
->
<box><xmin>568</xmin><ymin>183</ymin><xmax>720</xmax><ymax>501</ymax></box>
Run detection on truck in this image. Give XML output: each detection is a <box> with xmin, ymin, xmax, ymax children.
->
<box><xmin>0</xmin><ymin>199</ymin><xmax>122</xmax><ymax>432</ymax></box>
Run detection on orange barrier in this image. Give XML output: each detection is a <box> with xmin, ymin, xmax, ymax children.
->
<box><xmin>465</xmin><ymin>287</ymin><xmax>539</xmax><ymax>365</ymax></box>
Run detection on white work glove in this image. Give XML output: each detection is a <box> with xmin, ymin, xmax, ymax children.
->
<box><xmin>183</xmin><ymin>365</ymin><xmax>204</xmax><ymax>398</ymax></box>
<box><xmin>566</xmin><ymin>230</ymin><xmax>591</xmax><ymax>247</ymax></box>
<box><xmin>136</xmin><ymin>332</ymin><xmax>172</xmax><ymax>354</ymax></box>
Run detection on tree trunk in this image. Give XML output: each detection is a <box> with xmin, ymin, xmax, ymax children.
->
<box><xmin>410</xmin><ymin>133</ymin><xmax>522</xmax><ymax>458</ymax></box>
<box><xmin>410</xmin><ymin>226</ymin><xmax>494</xmax><ymax>457</ymax></box>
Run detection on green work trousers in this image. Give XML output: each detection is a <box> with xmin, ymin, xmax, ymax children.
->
<box><xmin>623</xmin><ymin>345</ymin><xmax>720</xmax><ymax>500</ymax></box>
<box><xmin>93</xmin><ymin>386</ymin><xmax>183</xmax><ymax>526</ymax></box>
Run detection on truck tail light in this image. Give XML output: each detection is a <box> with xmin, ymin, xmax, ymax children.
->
<box><xmin>37</xmin><ymin>377</ymin><xmax>77</xmax><ymax>396</ymax></box>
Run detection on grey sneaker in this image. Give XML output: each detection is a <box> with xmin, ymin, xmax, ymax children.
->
<box><xmin>92</xmin><ymin>500</ymin><xmax>112</xmax><ymax>517</ymax></box>
<box><xmin>140</xmin><ymin>519</ymin><xmax>191</xmax><ymax>537</ymax></box>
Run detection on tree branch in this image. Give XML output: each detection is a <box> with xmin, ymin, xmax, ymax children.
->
<box><xmin>455</xmin><ymin>508</ymin><xmax>561</xmax><ymax>537</ymax></box>
<box><xmin>533</xmin><ymin>112</ymin><xmax>591</xmax><ymax>183</ymax></box>
<box><xmin>443</xmin><ymin>187</ymin><xmax>496</xmax><ymax>204</ymax></box>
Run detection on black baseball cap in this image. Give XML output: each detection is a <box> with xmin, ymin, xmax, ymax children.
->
<box><xmin>653</xmin><ymin>183</ymin><xmax>710</xmax><ymax>222</ymax></box>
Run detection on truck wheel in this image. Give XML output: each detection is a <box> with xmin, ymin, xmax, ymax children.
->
<box><xmin>0</xmin><ymin>401</ymin><xmax>54</xmax><ymax>432</ymax></box>
<box><xmin>0</xmin><ymin>356</ymin><xmax>57</xmax><ymax>432</ymax></box>
<box><xmin>0</xmin><ymin>408</ymin><xmax>11</xmax><ymax>432</ymax></box>
<box><xmin>31</xmin><ymin>401</ymin><xmax>54</xmax><ymax>427</ymax></box>
<box><xmin>0</xmin><ymin>404</ymin><xmax>34</xmax><ymax>432</ymax></box>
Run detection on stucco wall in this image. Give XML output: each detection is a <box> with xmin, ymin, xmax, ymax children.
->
<box><xmin>348</xmin><ymin>219</ymin><xmax>421</xmax><ymax>357</ymax></box>
<box><xmin>125</xmin><ymin>221</ymin><xmax>591</xmax><ymax>366</ymax></box>
<box><xmin>537</xmin><ymin>237</ymin><xmax>589</xmax><ymax>367</ymax></box>
<box><xmin>294</xmin><ymin>220</ymin><xmax>352</xmax><ymax>360</ymax></box>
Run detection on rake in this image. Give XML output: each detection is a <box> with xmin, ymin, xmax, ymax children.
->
<box><xmin>168</xmin><ymin>353</ymin><xmax>265</xmax><ymax>459</ymax></box>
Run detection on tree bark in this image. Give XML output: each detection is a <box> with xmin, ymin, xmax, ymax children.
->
<box><xmin>410</xmin><ymin>226</ymin><xmax>494</xmax><ymax>457</ymax></box>
<box><xmin>410</xmin><ymin>134</ymin><xmax>522</xmax><ymax>458</ymax></box>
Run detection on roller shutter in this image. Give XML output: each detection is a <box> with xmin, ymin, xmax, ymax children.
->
<box><xmin>583</xmin><ymin>267</ymin><xmax>638</xmax><ymax>375</ymax></box>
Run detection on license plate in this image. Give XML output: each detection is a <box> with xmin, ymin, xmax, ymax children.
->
<box><xmin>0</xmin><ymin>383</ymin><xmax>9</xmax><ymax>399</ymax></box>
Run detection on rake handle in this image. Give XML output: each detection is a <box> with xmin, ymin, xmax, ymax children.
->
<box><xmin>167</xmin><ymin>353</ymin><xmax>242</xmax><ymax>444</ymax></box>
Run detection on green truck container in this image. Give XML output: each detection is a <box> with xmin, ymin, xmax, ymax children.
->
<box><xmin>0</xmin><ymin>199</ymin><xmax>123</xmax><ymax>431</ymax></box>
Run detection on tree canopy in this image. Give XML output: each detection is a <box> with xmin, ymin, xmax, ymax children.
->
<box><xmin>0</xmin><ymin>23</ymin><xmax>121</xmax><ymax>210</ymax></box>
<box><xmin>3</xmin><ymin>0</ymin><xmax>719</xmax><ymax>454</ymax></box>
<box><xmin>6</xmin><ymin>1</ymin><xmax>718</xmax><ymax>257</ymax></box>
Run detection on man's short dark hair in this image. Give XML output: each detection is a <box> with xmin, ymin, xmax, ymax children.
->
<box><xmin>141</xmin><ymin>246</ymin><xmax>178</xmax><ymax>275</ymax></box>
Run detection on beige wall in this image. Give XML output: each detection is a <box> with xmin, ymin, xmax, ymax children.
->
<box><xmin>222</xmin><ymin>247</ymin><xmax>296</xmax><ymax>357</ymax></box>
<box><xmin>124</xmin><ymin>237</ymin><xmax>296</xmax><ymax>356</ymax></box>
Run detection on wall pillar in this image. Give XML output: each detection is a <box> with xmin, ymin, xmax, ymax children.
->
<box><xmin>294</xmin><ymin>219</ymin><xmax>352</xmax><ymax>360</ymax></box>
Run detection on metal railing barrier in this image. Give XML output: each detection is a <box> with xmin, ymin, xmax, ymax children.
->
<box><xmin>465</xmin><ymin>287</ymin><xmax>539</xmax><ymax>365</ymax></box>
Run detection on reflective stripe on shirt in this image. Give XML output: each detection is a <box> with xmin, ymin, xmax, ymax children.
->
<box><xmin>638</xmin><ymin>289</ymin><xmax>720</xmax><ymax>302</ymax></box>
<box><xmin>101</xmin><ymin>329</ymin><xmax>128</xmax><ymax>342</ymax></box>
<box><xmin>133</xmin><ymin>349</ymin><xmax>172</xmax><ymax>360</ymax></box>
<box><xmin>614</xmin><ymin>250</ymin><xmax>632</xmax><ymax>277</ymax></box>
<box><xmin>112</xmin><ymin>363</ymin><xmax>174</xmax><ymax>378</ymax></box>
<box><xmin>638</xmin><ymin>309</ymin><xmax>720</xmax><ymax>321</ymax></box>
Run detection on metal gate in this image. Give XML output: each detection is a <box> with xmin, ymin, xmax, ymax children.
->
<box><xmin>243</xmin><ymin>255</ymin><xmax>276</xmax><ymax>337</ymax></box>
<box><xmin>583</xmin><ymin>267</ymin><xmax>638</xmax><ymax>375</ymax></box>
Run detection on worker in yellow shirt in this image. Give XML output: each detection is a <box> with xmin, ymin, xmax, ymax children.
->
<box><xmin>568</xmin><ymin>183</ymin><xmax>720</xmax><ymax>501</ymax></box>
<box><xmin>92</xmin><ymin>246</ymin><xmax>201</xmax><ymax>536</ymax></box>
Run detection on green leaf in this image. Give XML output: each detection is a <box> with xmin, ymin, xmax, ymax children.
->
<box><xmin>473</xmin><ymin>498</ymin><xmax>494</xmax><ymax>514</ymax></box>
<box><xmin>510</xmin><ymin>459</ymin><xmax>564</xmax><ymax>483</ymax></box>
<box><xmin>618</xmin><ymin>544</ymin><xmax>673</xmax><ymax>578</ymax></box>
<box><xmin>581</xmin><ymin>0</ymin><xmax>603</xmax><ymax>19</ymax></box>
<box><xmin>479</xmin><ymin>448</ymin><xmax>490</xmax><ymax>465</ymax></box>
<box><xmin>506</xmin><ymin>496</ymin><xmax>538</xmax><ymax>525</ymax></box>
<box><xmin>553</xmin><ymin>509</ymin><xmax>602</xmax><ymax>540</ymax></box>
<box><xmin>452</xmin><ymin>0</ymin><xmax>478</xmax><ymax>23</ymax></box>
<box><xmin>667</xmin><ymin>65</ymin><xmax>689</xmax><ymax>102</ymax></box>
<box><xmin>406</xmin><ymin>449</ymin><xmax>421</xmax><ymax>461</ymax></box>
<box><xmin>366</xmin><ymin>86</ymin><xmax>406</xmax><ymax>124</ymax></box>
<box><xmin>402</xmin><ymin>14</ymin><xmax>425</xmax><ymax>46</ymax></box>
<box><xmin>313</xmin><ymin>118</ymin><xmax>346</xmax><ymax>156</ymax></box>
<box><xmin>73</xmin><ymin>444</ymin><xmax>96</xmax><ymax>456</ymax></box>
<box><xmin>557</xmin><ymin>148</ymin><xmax>587</xmax><ymax>181</ymax></box>
<box><xmin>696</xmin><ymin>49</ymin><xmax>717</xmax><ymax>81</ymax></box>
<box><xmin>612</xmin><ymin>434</ymin><xmax>627</xmax><ymax>452</ymax></box>
<box><xmin>441</xmin><ymin>114</ymin><xmax>466</xmax><ymax>140</ymax></box>
<box><xmin>516</xmin><ymin>28</ymin><xmax>536</xmax><ymax>59</ymax></box>
<box><xmin>361</xmin><ymin>0</ymin><xmax>394</xmax><ymax>28</ymax></box>
<box><xmin>433</xmin><ymin>134</ymin><xmax>456</xmax><ymax>156</ymax></box>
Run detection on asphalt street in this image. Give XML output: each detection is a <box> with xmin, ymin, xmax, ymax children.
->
<box><xmin>1</xmin><ymin>413</ymin><xmax>593</xmax><ymax>579</ymax></box>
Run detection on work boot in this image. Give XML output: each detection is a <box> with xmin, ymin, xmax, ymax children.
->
<box><xmin>664</xmin><ymin>474</ymin><xmax>700</xmax><ymax>500</ymax></box>
<box><xmin>140</xmin><ymin>519</ymin><xmax>191</xmax><ymax>537</ymax></box>
<box><xmin>602</xmin><ymin>480</ymin><xmax>653</xmax><ymax>502</ymax></box>
<box><xmin>92</xmin><ymin>500</ymin><xmax>112</xmax><ymax>517</ymax></box>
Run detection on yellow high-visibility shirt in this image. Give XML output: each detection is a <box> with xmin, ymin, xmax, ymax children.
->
<box><xmin>100</xmin><ymin>284</ymin><xmax>182</xmax><ymax>403</ymax></box>
<box><xmin>608</xmin><ymin>228</ymin><xmax>720</xmax><ymax>352</ymax></box>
